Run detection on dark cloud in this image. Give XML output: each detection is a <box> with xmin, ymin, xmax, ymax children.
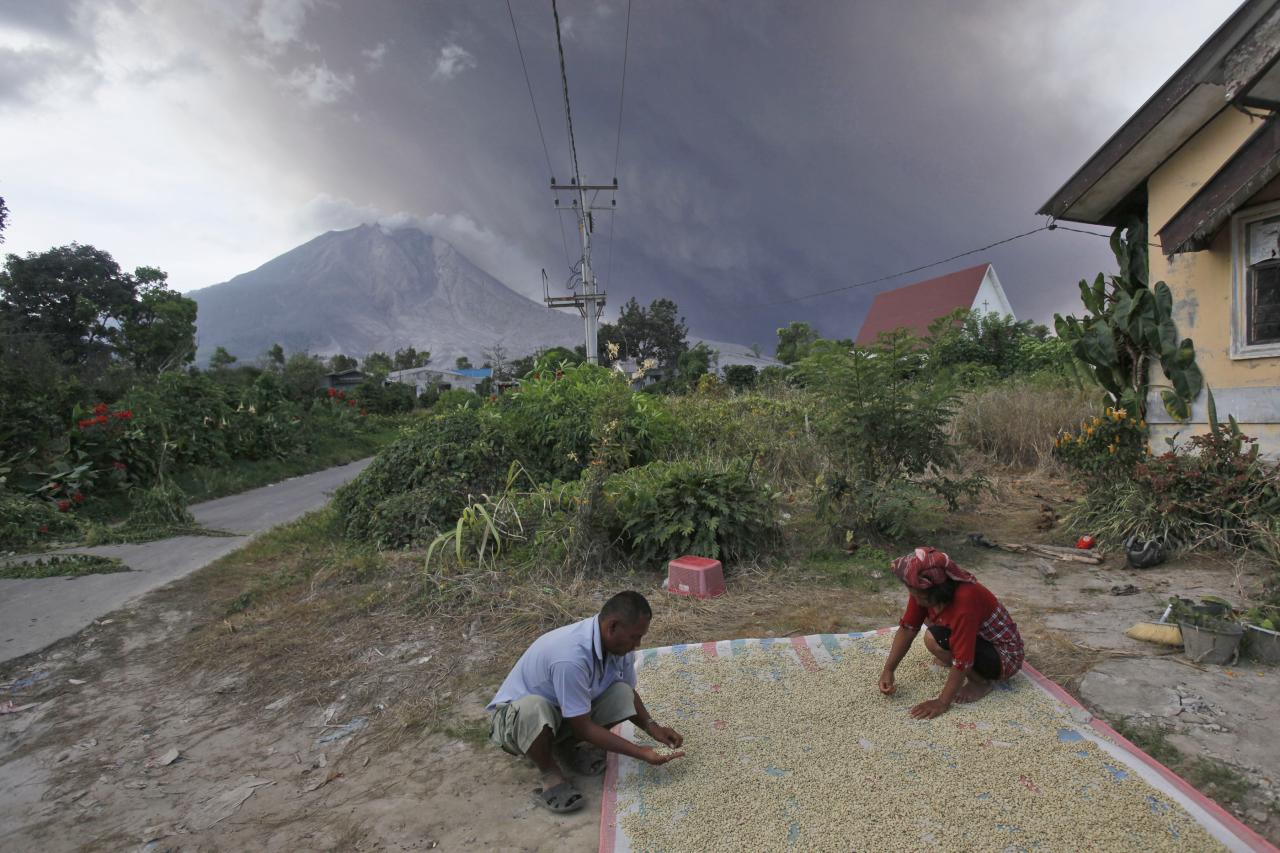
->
<box><xmin>0</xmin><ymin>0</ymin><xmax>1238</xmax><ymax>349</ymax></box>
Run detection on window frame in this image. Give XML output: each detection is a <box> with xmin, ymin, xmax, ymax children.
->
<box><xmin>1230</xmin><ymin>200</ymin><xmax>1280</xmax><ymax>359</ymax></box>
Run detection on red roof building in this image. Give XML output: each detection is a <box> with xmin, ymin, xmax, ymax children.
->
<box><xmin>854</xmin><ymin>263</ymin><xmax>1014</xmax><ymax>345</ymax></box>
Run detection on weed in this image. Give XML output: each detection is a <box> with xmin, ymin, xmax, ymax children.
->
<box><xmin>0</xmin><ymin>554</ymin><xmax>126</xmax><ymax>578</ymax></box>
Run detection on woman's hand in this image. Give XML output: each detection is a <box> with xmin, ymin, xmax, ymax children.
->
<box><xmin>878</xmin><ymin>669</ymin><xmax>896</xmax><ymax>695</ymax></box>
<box><xmin>909</xmin><ymin>698</ymin><xmax>951</xmax><ymax>719</ymax></box>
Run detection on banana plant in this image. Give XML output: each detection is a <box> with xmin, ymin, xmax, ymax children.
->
<box><xmin>1054</xmin><ymin>217</ymin><xmax>1203</xmax><ymax>420</ymax></box>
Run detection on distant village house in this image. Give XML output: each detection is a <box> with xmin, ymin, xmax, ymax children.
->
<box><xmin>854</xmin><ymin>263</ymin><xmax>1014</xmax><ymax>346</ymax></box>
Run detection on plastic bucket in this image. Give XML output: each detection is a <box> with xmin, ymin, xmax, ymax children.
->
<box><xmin>1244</xmin><ymin>624</ymin><xmax>1280</xmax><ymax>664</ymax></box>
<box><xmin>1179</xmin><ymin>620</ymin><xmax>1244</xmax><ymax>666</ymax></box>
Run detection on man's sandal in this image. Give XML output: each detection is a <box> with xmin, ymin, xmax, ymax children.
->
<box><xmin>531</xmin><ymin>781</ymin><xmax>585</xmax><ymax>813</ymax></box>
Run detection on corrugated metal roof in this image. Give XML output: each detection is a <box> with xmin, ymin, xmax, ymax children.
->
<box><xmin>854</xmin><ymin>264</ymin><xmax>988</xmax><ymax>345</ymax></box>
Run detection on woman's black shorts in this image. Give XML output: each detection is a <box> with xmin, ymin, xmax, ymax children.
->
<box><xmin>926</xmin><ymin>624</ymin><xmax>1002</xmax><ymax>681</ymax></box>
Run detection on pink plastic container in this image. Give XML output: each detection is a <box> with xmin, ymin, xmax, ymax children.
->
<box><xmin>666</xmin><ymin>556</ymin><xmax>726</xmax><ymax>599</ymax></box>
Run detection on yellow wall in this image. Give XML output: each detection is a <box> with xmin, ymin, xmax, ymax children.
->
<box><xmin>1146</xmin><ymin>109</ymin><xmax>1280</xmax><ymax>454</ymax></box>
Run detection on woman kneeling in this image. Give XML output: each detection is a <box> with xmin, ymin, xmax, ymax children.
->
<box><xmin>878</xmin><ymin>547</ymin><xmax>1024</xmax><ymax>719</ymax></box>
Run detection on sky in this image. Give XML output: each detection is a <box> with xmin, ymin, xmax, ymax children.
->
<box><xmin>0</xmin><ymin>0</ymin><xmax>1244</xmax><ymax>349</ymax></box>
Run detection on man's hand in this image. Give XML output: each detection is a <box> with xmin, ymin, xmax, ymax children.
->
<box><xmin>878</xmin><ymin>669</ymin><xmax>896</xmax><ymax>695</ymax></box>
<box><xmin>909</xmin><ymin>698</ymin><xmax>950</xmax><ymax>719</ymax></box>
<box><xmin>645</xmin><ymin>721</ymin><xmax>684</xmax><ymax>748</ymax></box>
<box><xmin>637</xmin><ymin>746</ymin><xmax>684</xmax><ymax>766</ymax></box>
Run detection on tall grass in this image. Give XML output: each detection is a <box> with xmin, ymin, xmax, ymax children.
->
<box><xmin>950</xmin><ymin>379</ymin><xmax>1100</xmax><ymax>468</ymax></box>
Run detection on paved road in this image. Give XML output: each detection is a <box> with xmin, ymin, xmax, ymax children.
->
<box><xmin>0</xmin><ymin>458</ymin><xmax>372</xmax><ymax>665</ymax></box>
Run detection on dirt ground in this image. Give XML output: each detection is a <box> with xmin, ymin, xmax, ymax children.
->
<box><xmin>1</xmin><ymin>476</ymin><xmax>1277</xmax><ymax>851</ymax></box>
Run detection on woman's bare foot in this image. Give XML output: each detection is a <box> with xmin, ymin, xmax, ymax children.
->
<box><xmin>954</xmin><ymin>674</ymin><xmax>994</xmax><ymax>704</ymax></box>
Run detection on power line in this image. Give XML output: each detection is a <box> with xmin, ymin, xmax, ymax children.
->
<box><xmin>760</xmin><ymin>225</ymin><xmax>1049</xmax><ymax>307</ymax></box>
<box><xmin>505</xmin><ymin>0</ymin><xmax>575</xmax><ymax>274</ymax></box>
<box><xmin>1050</xmin><ymin>222</ymin><xmax>1163</xmax><ymax>249</ymax></box>
<box><xmin>606</xmin><ymin>0</ymin><xmax>632</xmax><ymax>299</ymax></box>
<box><xmin>551</xmin><ymin>0</ymin><xmax>582</xmax><ymax>188</ymax></box>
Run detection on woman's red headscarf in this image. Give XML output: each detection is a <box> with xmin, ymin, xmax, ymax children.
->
<box><xmin>891</xmin><ymin>546</ymin><xmax>975</xmax><ymax>589</ymax></box>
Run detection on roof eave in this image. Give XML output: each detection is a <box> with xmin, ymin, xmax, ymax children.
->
<box><xmin>1038</xmin><ymin>0</ymin><xmax>1280</xmax><ymax>226</ymax></box>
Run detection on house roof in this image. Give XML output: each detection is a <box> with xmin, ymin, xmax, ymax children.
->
<box><xmin>855</xmin><ymin>264</ymin><xmax>990</xmax><ymax>345</ymax></box>
<box><xmin>326</xmin><ymin>369</ymin><xmax>365</xmax><ymax>380</ymax></box>
<box><xmin>1159</xmin><ymin>116</ymin><xmax>1280</xmax><ymax>253</ymax></box>
<box><xmin>1038</xmin><ymin>0</ymin><xmax>1280</xmax><ymax>227</ymax></box>
<box><xmin>452</xmin><ymin>367</ymin><xmax>492</xmax><ymax>379</ymax></box>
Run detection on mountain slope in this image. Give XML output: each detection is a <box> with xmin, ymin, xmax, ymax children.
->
<box><xmin>189</xmin><ymin>224</ymin><xmax>581</xmax><ymax>364</ymax></box>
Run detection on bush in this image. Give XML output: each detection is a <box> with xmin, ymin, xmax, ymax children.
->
<box><xmin>498</xmin><ymin>364</ymin><xmax>674</xmax><ymax>483</ymax></box>
<box><xmin>1053</xmin><ymin>405</ymin><xmax>1147</xmax><ymax>477</ymax></box>
<box><xmin>601</xmin><ymin>459</ymin><xmax>780</xmax><ymax>564</ymax></box>
<box><xmin>951</xmin><ymin>379</ymin><xmax>1101</xmax><ymax>468</ymax></box>
<box><xmin>433</xmin><ymin>388</ymin><xmax>480</xmax><ymax>411</ymax></box>
<box><xmin>666</xmin><ymin>389</ymin><xmax>821</xmax><ymax>488</ymax></box>
<box><xmin>0</xmin><ymin>491</ymin><xmax>80</xmax><ymax>550</ymax></box>
<box><xmin>333</xmin><ymin>407</ymin><xmax>507</xmax><ymax>548</ymax></box>
<box><xmin>355</xmin><ymin>379</ymin><xmax>416</xmax><ymax>415</ymax></box>
<box><xmin>793</xmin><ymin>329</ymin><xmax>984</xmax><ymax>538</ymax></box>
<box><xmin>1065</xmin><ymin>421</ymin><xmax>1280</xmax><ymax>555</ymax></box>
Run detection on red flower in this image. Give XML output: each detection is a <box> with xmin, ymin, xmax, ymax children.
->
<box><xmin>72</xmin><ymin>492</ymin><xmax>85</xmax><ymax>503</ymax></box>
<box><xmin>94</xmin><ymin>414</ymin><xmax>109</xmax><ymax>425</ymax></box>
<box><xmin>327</xmin><ymin>388</ymin><xmax>338</xmax><ymax>397</ymax></box>
<box><xmin>113</xmin><ymin>461</ymin><xmax>127</xmax><ymax>471</ymax></box>
<box><xmin>38</xmin><ymin>525</ymin><xmax>49</xmax><ymax>534</ymax></box>
<box><xmin>337</xmin><ymin>391</ymin><xmax>346</xmax><ymax>399</ymax></box>
<box><xmin>92</xmin><ymin>402</ymin><xmax>109</xmax><ymax>415</ymax></box>
<box><xmin>114</xmin><ymin>410</ymin><xmax>133</xmax><ymax>420</ymax></box>
<box><xmin>78</xmin><ymin>418</ymin><xmax>94</xmax><ymax>429</ymax></box>
<box><xmin>57</xmin><ymin>500</ymin><xmax>71</xmax><ymax>512</ymax></box>
<box><xmin>347</xmin><ymin>399</ymin><xmax>356</xmax><ymax>407</ymax></box>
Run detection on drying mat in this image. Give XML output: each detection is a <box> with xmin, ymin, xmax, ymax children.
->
<box><xmin>599</xmin><ymin>629</ymin><xmax>1276</xmax><ymax>853</ymax></box>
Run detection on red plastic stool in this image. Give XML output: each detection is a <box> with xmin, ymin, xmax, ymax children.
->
<box><xmin>666</xmin><ymin>555</ymin><xmax>726</xmax><ymax>599</ymax></box>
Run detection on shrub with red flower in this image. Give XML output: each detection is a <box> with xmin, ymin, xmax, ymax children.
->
<box><xmin>327</xmin><ymin>388</ymin><xmax>338</xmax><ymax>397</ymax></box>
<box><xmin>72</xmin><ymin>492</ymin><xmax>85</xmax><ymax>504</ymax></box>
<box><xmin>57</xmin><ymin>500</ymin><xmax>71</xmax><ymax>512</ymax></box>
<box><xmin>93</xmin><ymin>402</ymin><xmax>109</xmax><ymax>415</ymax></box>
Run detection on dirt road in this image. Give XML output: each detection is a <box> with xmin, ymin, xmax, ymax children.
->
<box><xmin>0</xmin><ymin>458</ymin><xmax>372</xmax><ymax>665</ymax></box>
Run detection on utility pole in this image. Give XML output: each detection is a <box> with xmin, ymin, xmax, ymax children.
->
<box><xmin>538</xmin><ymin>0</ymin><xmax>615</xmax><ymax>365</ymax></box>
<box><xmin>543</xmin><ymin>178</ymin><xmax>615</xmax><ymax>363</ymax></box>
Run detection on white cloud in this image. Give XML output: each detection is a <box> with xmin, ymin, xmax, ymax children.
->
<box><xmin>432</xmin><ymin>43</ymin><xmax>476</xmax><ymax>80</ymax></box>
<box><xmin>284</xmin><ymin>62</ymin><xmax>353</xmax><ymax>104</ymax></box>
<box><xmin>257</xmin><ymin>0</ymin><xmax>317</xmax><ymax>46</ymax></box>
<box><xmin>362</xmin><ymin>41</ymin><xmax>387</xmax><ymax>71</ymax></box>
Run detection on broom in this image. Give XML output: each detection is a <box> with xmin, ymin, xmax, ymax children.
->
<box><xmin>1125</xmin><ymin>603</ymin><xmax>1183</xmax><ymax>646</ymax></box>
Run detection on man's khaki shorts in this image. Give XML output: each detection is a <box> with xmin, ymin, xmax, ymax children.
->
<box><xmin>489</xmin><ymin>681</ymin><xmax>636</xmax><ymax>756</ymax></box>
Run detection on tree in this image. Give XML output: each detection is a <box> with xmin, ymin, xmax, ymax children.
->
<box><xmin>393</xmin><ymin>346</ymin><xmax>430</xmax><ymax>370</ymax></box>
<box><xmin>0</xmin><ymin>243</ymin><xmax>139</xmax><ymax>367</ymax></box>
<box><xmin>482</xmin><ymin>343</ymin><xmax>510</xmax><ymax>381</ymax></box>
<box><xmin>724</xmin><ymin>364</ymin><xmax>758</xmax><ymax>391</ymax></box>
<box><xmin>328</xmin><ymin>353</ymin><xmax>358</xmax><ymax>372</ymax></box>
<box><xmin>599</xmin><ymin>297</ymin><xmax>688</xmax><ymax>367</ymax></box>
<box><xmin>116</xmin><ymin>267</ymin><xmax>197</xmax><ymax>373</ymax></box>
<box><xmin>362</xmin><ymin>351</ymin><xmax>393</xmax><ymax>376</ymax></box>
<box><xmin>283</xmin><ymin>352</ymin><xmax>328</xmax><ymax>399</ymax></box>
<box><xmin>675</xmin><ymin>342</ymin><xmax>713</xmax><ymax>389</ymax></box>
<box><xmin>209</xmin><ymin>346</ymin><xmax>237</xmax><ymax>370</ymax></box>
<box><xmin>748</xmin><ymin>343</ymin><xmax>763</xmax><ymax>359</ymax></box>
<box><xmin>455</xmin><ymin>355</ymin><xmax>473</xmax><ymax>370</ymax></box>
<box><xmin>775</xmin><ymin>321</ymin><xmax>820</xmax><ymax>364</ymax></box>
<box><xmin>267</xmin><ymin>343</ymin><xmax>286</xmax><ymax>369</ymax></box>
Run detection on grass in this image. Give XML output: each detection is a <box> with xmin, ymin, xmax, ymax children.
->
<box><xmin>0</xmin><ymin>554</ymin><xmax>127</xmax><ymax>578</ymax></box>
<box><xmin>1111</xmin><ymin>719</ymin><xmax>1251</xmax><ymax>806</ymax></box>
<box><xmin>951</xmin><ymin>379</ymin><xmax>1100</xmax><ymax>468</ymax></box>
<box><xmin>172</xmin><ymin>421</ymin><xmax>403</xmax><ymax>504</ymax></box>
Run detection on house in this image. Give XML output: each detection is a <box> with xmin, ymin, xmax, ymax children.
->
<box><xmin>386</xmin><ymin>365</ymin><xmax>493</xmax><ymax>395</ymax></box>
<box><xmin>854</xmin><ymin>263</ymin><xmax>1014</xmax><ymax>346</ymax></box>
<box><xmin>324</xmin><ymin>368</ymin><xmax>366</xmax><ymax>391</ymax></box>
<box><xmin>692</xmin><ymin>338</ymin><xmax>784</xmax><ymax>376</ymax></box>
<box><xmin>1039</xmin><ymin>0</ymin><xmax>1280</xmax><ymax>455</ymax></box>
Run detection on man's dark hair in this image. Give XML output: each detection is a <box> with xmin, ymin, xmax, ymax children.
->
<box><xmin>601</xmin><ymin>590</ymin><xmax>652</xmax><ymax>624</ymax></box>
<box><xmin>919</xmin><ymin>579</ymin><xmax>958</xmax><ymax>608</ymax></box>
